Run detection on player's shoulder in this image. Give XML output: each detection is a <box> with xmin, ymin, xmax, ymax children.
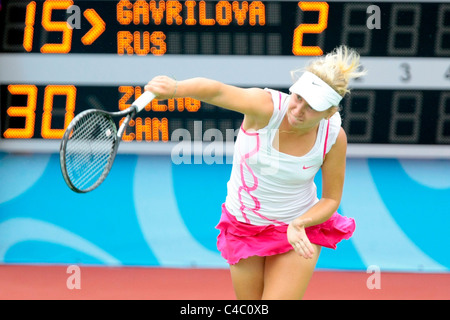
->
<box><xmin>241</xmin><ymin>88</ymin><xmax>276</xmax><ymax>130</ymax></box>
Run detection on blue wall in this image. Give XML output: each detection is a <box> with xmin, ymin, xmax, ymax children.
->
<box><xmin>0</xmin><ymin>151</ymin><xmax>449</xmax><ymax>272</ymax></box>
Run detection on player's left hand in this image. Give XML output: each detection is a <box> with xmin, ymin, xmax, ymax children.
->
<box><xmin>287</xmin><ymin>217</ymin><xmax>315</xmax><ymax>259</ymax></box>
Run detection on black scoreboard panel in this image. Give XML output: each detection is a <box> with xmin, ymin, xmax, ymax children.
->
<box><xmin>1</xmin><ymin>84</ymin><xmax>449</xmax><ymax>144</ymax></box>
<box><xmin>2</xmin><ymin>0</ymin><xmax>450</xmax><ymax>56</ymax></box>
<box><xmin>1</xmin><ymin>1</ymin><xmax>449</xmax><ymax>145</ymax></box>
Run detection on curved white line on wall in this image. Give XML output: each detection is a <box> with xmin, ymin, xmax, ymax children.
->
<box><xmin>0</xmin><ymin>218</ymin><xmax>121</xmax><ymax>265</ymax></box>
<box><xmin>342</xmin><ymin>159</ymin><xmax>446</xmax><ymax>272</ymax></box>
<box><xmin>399</xmin><ymin>159</ymin><xmax>450</xmax><ymax>189</ymax></box>
<box><xmin>0</xmin><ymin>154</ymin><xmax>51</xmax><ymax>204</ymax></box>
<box><xmin>133</xmin><ymin>156</ymin><xmax>227</xmax><ymax>268</ymax></box>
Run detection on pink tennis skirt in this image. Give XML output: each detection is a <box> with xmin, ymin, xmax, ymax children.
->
<box><xmin>216</xmin><ymin>204</ymin><xmax>356</xmax><ymax>265</ymax></box>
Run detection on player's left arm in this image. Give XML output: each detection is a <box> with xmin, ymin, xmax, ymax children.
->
<box><xmin>298</xmin><ymin>127</ymin><xmax>347</xmax><ymax>227</ymax></box>
<box><xmin>319</xmin><ymin>127</ymin><xmax>347</xmax><ymax>216</ymax></box>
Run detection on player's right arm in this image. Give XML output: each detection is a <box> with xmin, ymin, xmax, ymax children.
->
<box><xmin>144</xmin><ymin>76</ymin><xmax>273</xmax><ymax>129</ymax></box>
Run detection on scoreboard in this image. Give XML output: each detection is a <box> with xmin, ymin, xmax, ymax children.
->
<box><xmin>1</xmin><ymin>0</ymin><xmax>450</xmax><ymax>153</ymax></box>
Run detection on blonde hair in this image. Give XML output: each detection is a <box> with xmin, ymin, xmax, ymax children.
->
<box><xmin>291</xmin><ymin>45</ymin><xmax>366</xmax><ymax>97</ymax></box>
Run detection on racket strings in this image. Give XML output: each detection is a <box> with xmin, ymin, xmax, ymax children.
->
<box><xmin>68</xmin><ymin>116</ymin><xmax>114</xmax><ymax>187</ymax></box>
<box><xmin>67</xmin><ymin>119</ymin><xmax>114</xmax><ymax>189</ymax></box>
<box><xmin>65</xmin><ymin>112</ymin><xmax>116</xmax><ymax>191</ymax></box>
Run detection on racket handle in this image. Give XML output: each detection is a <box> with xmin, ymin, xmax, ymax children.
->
<box><xmin>132</xmin><ymin>91</ymin><xmax>156</xmax><ymax>113</ymax></box>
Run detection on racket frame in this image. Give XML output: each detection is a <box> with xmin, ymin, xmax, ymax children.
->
<box><xmin>60</xmin><ymin>91</ymin><xmax>155</xmax><ymax>193</ymax></box>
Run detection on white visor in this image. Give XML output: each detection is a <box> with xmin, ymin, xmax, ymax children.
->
<box><xmin>289</xmin><ymin>72</ymin><xmax>342</xmax><ymax>111</ymax></box>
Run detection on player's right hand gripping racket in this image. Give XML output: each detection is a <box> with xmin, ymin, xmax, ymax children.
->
<box><xmin>60</xmin><ymin>91</ymin><xmax>156</xmax><ymax>193</ymax></box>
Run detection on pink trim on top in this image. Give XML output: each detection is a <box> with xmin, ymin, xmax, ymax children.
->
<box><xmin>240</xmin><ymin>124</ymin><xmax>259</xmax><ymax>136</ymax></box>
<box><xmin>238</xmin><ymin>132</ymin><xmax>260</xmax><ymax>223</ymax></box>
<box><xmin>237</xmin><ymin>127</ymin><xmax>285</xmax><ymax>226</ymax></box>
<box><xmin>323</xmin><ymin>119</ymin><xmax>330</xmax><ymax>160</ymax></box>
<box><xmin>278</xmin><ymin>92</ymin><xmax>282</xmax><ymax>110</ymax></box>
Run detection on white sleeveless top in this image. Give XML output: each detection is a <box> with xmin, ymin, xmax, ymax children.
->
<box><xmin>224</xmin><ymin>89</ymin><xmax>342</xmax><ymax>226</ymax></box>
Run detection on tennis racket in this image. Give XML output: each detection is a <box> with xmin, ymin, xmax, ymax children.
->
<box><xmin>60</xmin><ymin>91</ymin><xmax>156</xmax><ymax>193</ymax></box>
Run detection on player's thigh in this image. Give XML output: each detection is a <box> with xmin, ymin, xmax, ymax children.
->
<box><xmin>262</xmin><ymin>245</ymin><xmax>322</xmax><ymax>300</ymax></box>
<box><xmin>229</xmin><ymin>255</ymin><xmax>265</xmax><ymax>300</ymax></box>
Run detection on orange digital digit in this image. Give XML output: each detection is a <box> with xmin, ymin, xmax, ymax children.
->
<box><xmin>41</xmin><ymin>0</ymin><xmax>74</xmax><ymax>54</ymax></box>
<box><xmin>293</xmin><ymin>2</ymin><xmax>329</xmax><ymax>56</ymax></box>
<box><xmin>23</xmin><ymin>1</ymin><xmax>36</xmax><ymax>52</ymax></box>
<box><xmin>4</xmin><ymin>85</ymin><xmax>38</xmax><ymax>139</ymax></box>
<box><xmin>41</xmin><ymin>85</ymin><xmax>76</xmax><ymax>139</ymax></box>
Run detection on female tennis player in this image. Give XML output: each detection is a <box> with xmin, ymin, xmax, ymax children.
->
<box><xmin>144</xmin><ymin>45</ymin><xmax>364</xmax><ymax>300</ymax></box>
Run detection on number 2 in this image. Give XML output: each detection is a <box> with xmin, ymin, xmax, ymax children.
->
<box><xmin>292</xmin><ymin>2</ymin><xmax>329</xmax><ymax>56</ymax></box>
